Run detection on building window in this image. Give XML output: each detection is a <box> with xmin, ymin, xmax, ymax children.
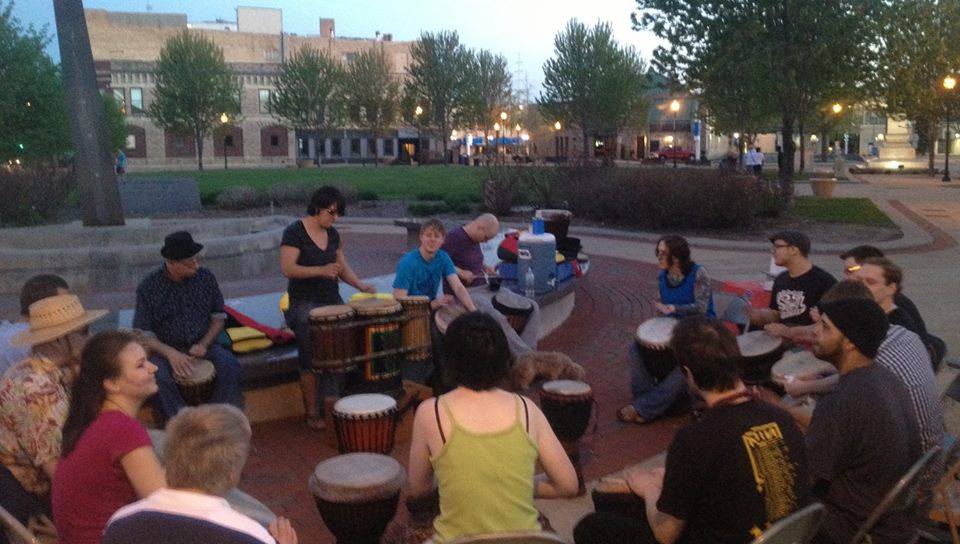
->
<box><xmin>113</xmin><ymin>88</ymin><xmax>125</xmax><ymax>114</ymax></box>
<box><xmin>368</xmin><ymin>138</ymin><xmax>377</xmax><ymax>156</ymax></box>
<box><xmin>270</xmin><ymin>135</ymin><xmax>279</xmax><ymax>146</ymax></box>
<box><xmin>225</xmin><ymin>135</ymin><xmax>234</xmax><ymax>147</ymax></box>
<box><xmin>383</xmin><ymin>139</ymin><xmax>394</xmax><ymax>156</ymax></box>
<box><xmin>259</xmin><ymin>89</ymin><xmax>271</xmax><ymax>114</ymax></box>
<box><xmin>351</xmin><ymin>138</ymin><xmax>361</xmax><ymax>155</ymax></box>
<box><xmin>331</xmin><ymin>139</ymin><xmax>342</xmax><ymax>156</ymax></box>
<box><xmin>125</xmin><ymin>134</ymin><xmax>136</xmax><ymax>150</ymax></box>
<box><xmin>130</xmin><ymin>88</ymin><xmax>143</xmax><ymax>114</ymax></box>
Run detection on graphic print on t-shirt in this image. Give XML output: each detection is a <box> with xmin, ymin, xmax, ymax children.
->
<box><xmin>775</xmin><ymin>290</ymin><xmax>807</xmax><ymax>321</ymax></box>
<box><xmin>742</xmin><ymin>422</ymin><xmax>799</xmax><ymax>530</ymax></box>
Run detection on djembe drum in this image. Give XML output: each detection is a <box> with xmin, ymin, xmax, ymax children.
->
<box><xmin>332</xmin><ymin>394</ymin><xmax>398</xmax><ymax>454</ymax></box>
<box><xmin>175</xmin><ymin>359</ymin><xmax>216</xmax><ymax>406</ymax></box>
<box><xmin>347</xmin><ymin>298</ymin><xmax>404</xmax><ymax>396</ymax></box>
<box><xmin>635</xmin><ymin>317</ymin><xmax>679</xmax><ymax>381</ymax></box>
<box><xmin>309</xmin><ymin>453</ymin><xmax>404</xmax><ymax>544</ymax></box>
<box><xmin>309</xmin><ymin>305</ymin><xmax>358</xmax><ymax>373</ymax></box>
<box><xmin>736</xmin><ymin>331</ymin><xmax>787</xmax><ymax>385</ymax></box>
<box><xmin>540</xmin><ymin>379</ymin><xmax>594</xmax><ymax>495</ymax></box>
<box><xmin>397</xmin><ymin>296</ymin><xmax>432</xmax><ymax>363</ymax></box>
<box><xmin>491</xmin><ymin>291</ymin><xmax>535</xmax><ymax>334</ymax></box>
<box><xmin>771</xmin><ymin>350</ymin><xmax>837</xmax><ymax>387</ymax></box>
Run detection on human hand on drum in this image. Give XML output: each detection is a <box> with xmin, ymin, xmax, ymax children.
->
<box><xmin>622</xmin><ymin>466</ymin><xmax>664</xmax><ymax>498</ymax></box>
<box><xmin>654</xmin><ymin>302</ymin><xmax>676</xmax><ymax>316</ymax></box>
<box><xmin>430</xmin><ymin>294</ymin><xmax>454</xmax><ymax>310</ymax></box>
<box><xmin>167</xmin><ymin>349</ymin><xmax>196</xmax><ymax>379</ymax></box>
<box><xmin>357</xmin><ymin>282</ymin><xmax>377</xmax><ymax>294</ymax></box>
<box><xmin>187</xmin><ymin>343</ymin><xmax>207</xmax><ymax>359</ymax></box>
<box><xmin>268</xmin><ymin>516</ymin><xmax>298</xmax><ymax>544</ymax></box>
<box><xmin>762</xmin><ymin>323</ymin><xmax>790</xmax><ymax>339</ymax></box>
<box><xmin>317</xmin><ymin>263</ymin><xmax>342</xmax><ymax>280</ymax></box>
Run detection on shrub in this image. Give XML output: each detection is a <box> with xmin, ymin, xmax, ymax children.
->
<box><xmin>216</xmin><ymin>186</ymin><xmax>265</xmax><ymax>210</ymax></box>
<box><xmin>265</xmin><ymin>183</ymin><xmax>311</xmax><ymax>206</ymax></box>
<box><xmin>334</xmin><ymin>183</ymin><xmax>360</xmax><ymax>205</ymax></box>
<box><xmin>408</xmin><ymin>202</ymin><xmax>447</xmax><ymax>216</ymax></box>
<box><xmin>416</xmin><ymin>192</ymin><xmax>443</xmax><ymax>201</ymax></box>
<box><xmin>0</xmin><ymin>166</ymin><xmax>74</xmax><ymax>226</ymax></box>
<box><xmin>443</xmin><ymin>198</ymin><xmax>472</xmax><ymax>215</ymax></box>
<box><xmin>358</xmin><ymin>190</ymin><xmax>379</xmax><ymax>201</ymax></box>
<box><xmin>482</xmin><ymin>164</ymin><xmax>522</xmax><ymax>216</ymax></box>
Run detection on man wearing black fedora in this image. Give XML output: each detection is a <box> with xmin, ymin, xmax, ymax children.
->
<box><xmin>133</xmin><ymin>231</ymin><xmax>243</xmax><ymax>421</ymax></box>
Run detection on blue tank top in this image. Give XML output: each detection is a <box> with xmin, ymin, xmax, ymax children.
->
<box><xmin>658</xmin><ymin>264</ymin><xmax>715</xmax><ymax>317</ymax></box>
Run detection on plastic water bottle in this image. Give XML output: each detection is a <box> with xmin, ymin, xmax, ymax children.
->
<box><xmin>524</xmin><ymin>266</ymin><xmax>536</xmax><ymax>299</ymax></box>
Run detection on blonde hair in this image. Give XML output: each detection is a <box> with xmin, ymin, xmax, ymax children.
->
<box><xmin>164</xmin><ymin>404</ymin><xmax>251</xmax><ymax>496</ymax></box>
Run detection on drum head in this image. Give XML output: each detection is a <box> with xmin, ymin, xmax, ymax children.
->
<box><xmin>434</xmin><ymin>303</ymin><xmax>469</xmax><ymax>334</ymax></box>
<box><xmin>737</xmin><ymin>331</ymin><xmax>783</xmax><ymax>357</ymax></box>
<box><xmin>635</xmin><ymin>317</ymin><xmax>678</xmax><ymax>347</ymax></box>
<box><xmin>176</xmin><ymin>359</ymin><xmax>215</xmax><ymax>386</ymax></box>
<box><xmin>350</xmin><ymin>298</ymin><xmax>402</xmax><ymax>316</ymax></box>
<box><xmin>772</xmin><ymin>350</ymin><xmax>836</xmax><ymax>383</ymax></box>
<box><xmin>542</xmin><ymin>379</ymin><xmax>592</xmax><ymax>396</ymax></box>
<box><xmin>334</xmin><ymin>393</ymin><xmax>397</xmax><ymax>416</ymax></box>
<box><xmin>493</xmin><ymin>291</ymin><xmax>533</xmax><ymax>312</ymax></box>
<box><xmin>309</xmin><ymin>305</ymin><xmax>356</xmax><ymax>320</ymax></box>
<box><xmin>397</xmin><ymin>295</ymin><xmax>430</xmax><ymax>306</ymax></box>
<box><xmin>309</xmin><ymin>453</ymin><xmax>404</xmax><ymax>503</ymax></box>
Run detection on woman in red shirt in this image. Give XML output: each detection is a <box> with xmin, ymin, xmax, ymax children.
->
<box><xmin>52</xmin><ymin>331</ymin><xmax>166</xmax><ymax>544</ymax></box>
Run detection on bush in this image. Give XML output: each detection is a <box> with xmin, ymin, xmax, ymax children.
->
<box><xmin>416</xmin><ymin>192</ymin><xmax>443</xmax><ymax>201</ymax></box>
<box><xmin>358</xmin><ymin>190</ymin><xmax>379</xmax><ymax>201</ymax></box>
<box><xmin>443</xmin><ymin>198</ymin><xmax>472</xmax><ymax>215</ymax></box>
<box><xmin>482</xmin><ymin>164</ymin><xmax>522</xmax><ymax>216</ymax></box>
<box><xmin>0</xmin><ymin>166</ymin><xmax>74</xmax><ymax>226</ymax></box>
<box><xmin>408</xmin><ymin>202</ymin><xmax>447</xmax><ymax>216</ymax></box>
<box><xmin>216</xmin><ymin>186</ymin><xmax>265</xmax><ymax>210</ymax></box>
<box><xmin>334</xmin><ymin>183</ymin><xmax>360</xmax><ymax>205</ymax></box>
<box><xmin>265</xmin><ymin>183</ymin><xmax>311</xmax><ymax>206</ymax></box>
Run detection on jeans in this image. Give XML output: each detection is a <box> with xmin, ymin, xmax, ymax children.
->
<box><xmin>151</xmin><ymin>343</ymin><xmax>244</xmax><ymax>421</ymax></box>
<box><xmin>0</xmin><ymin>464</ymin><xmax>48</xmax><ymax>544</ymax></box>
<box><xmin>628</xmin><ymin>342</ymin><xmax>688</xmax><ymax>420</ymax></box>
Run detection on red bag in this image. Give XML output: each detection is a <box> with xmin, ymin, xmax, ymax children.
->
<box><xmin>224</xmin><ymin>305</ymin><xmax>294</xmax><ymax>344</ymax></box>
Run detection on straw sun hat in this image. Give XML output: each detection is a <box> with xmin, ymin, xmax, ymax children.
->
<box><xmin>11</xmin><ymin>294</ymin><xmax>108</xmax><ymax>348</ymax></box>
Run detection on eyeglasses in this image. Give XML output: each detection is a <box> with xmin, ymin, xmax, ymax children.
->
<box><xmin>322</xmin><ymin>207</ymin><xmax>341</xmax><ymax>217</ymax></box>
<box><xmin>772</xmin><ymin>243</ymin><xmax>791</xmax><ymax>250</ymax></box>
<box><xmin>844</xmin><ymin>264</ymin><xmax>862</xmax><ymax>274</ymax></box>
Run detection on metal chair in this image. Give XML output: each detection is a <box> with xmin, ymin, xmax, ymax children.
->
<box><xmin>445</xmin><ymin>531</ymin><xmax>568</xmax><ymax>544</ymax></box>
<box><xmin>850</xmin><ymin>444</ymin><xmax>943</xmax><ymax>544</ymax></box>
<box><xmin>751</xmin><ymin>503</ymin><xmax>826</xmax><ymax>544</ymax></box>
<box><xmin>714</xmin><ymin>291</ymin><xmax>752</xmax><ymax>333</ymax></box>
<box><xmin>0</xmin><ymin>505</ymin><xmax>38</xmax><ymax>544</ymax></box>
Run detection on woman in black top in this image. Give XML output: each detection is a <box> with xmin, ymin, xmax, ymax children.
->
<box><xmin>280</xmin><ymin>186</ymin><xmax>375</xmax><ymax>429</ymax></box>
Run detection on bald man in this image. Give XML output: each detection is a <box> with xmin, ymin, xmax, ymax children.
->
<box><xmin>441</xmin><ymin>214</ymin><xmax>540</xmax><ymax>357</ymax></box>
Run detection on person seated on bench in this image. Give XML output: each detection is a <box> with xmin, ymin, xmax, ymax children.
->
<box><xmin>0</xmin><ymin>274</ymin><xmax>70</xmax><ymax>377</ymax></box>
<box><xmin>133</xmin><ymin>231</ymin><xmax>243</xmax><ymax>422</ymax></box>
<box><xmin>393</xmin><ymin>218</ymin><xmax>477</xmax><ymax>313</ymax></box>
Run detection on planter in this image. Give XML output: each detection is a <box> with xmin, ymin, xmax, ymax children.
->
<box><xmin>810</xmin><ymin>177</ymin><xmax>837</xmax><ymax>198</ymax></box>
<box><xmin>296</xmin><ymin>159</ymin><xmax>318</xmax><ymax>169</ymax></box>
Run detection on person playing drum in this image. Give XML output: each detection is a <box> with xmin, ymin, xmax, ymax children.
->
<box><xmin>392</xmin><ymin>218</ymin><xmax>476</xmax><ymax>313</ymax></box>
<box><xmin>618</xmin><ymin>235</ymin><xmax>715</xmax><ymax>425</ymax></box>
<box><xmin>407</xmin><ymin>312</ymin><xmax>578</xmax><ymax>543</ymax></box>
<box><xmin>281</xmin><ymin>186</ymin><xmax>376</xmax><ymax>430</ymax></box>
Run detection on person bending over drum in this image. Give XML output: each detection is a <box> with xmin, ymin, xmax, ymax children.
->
<box><xmin>281</xmin><ymin>186</ymin><xmax>376</xmax><ymax>430</ymax></box>
<box><xmin>407</xmin><ymin>312</ymin><xmax>578</xmax><ymax>543</ymax></box>
<box><xmin>618</xmin><ymin>235</ymin><xmax>715</xmax><ymax>425</ymax></box>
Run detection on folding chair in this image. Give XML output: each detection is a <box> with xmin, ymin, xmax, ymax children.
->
<box><xmin>850</xmin><ymin>444</ymin><xmax>943</xmax><ymax>544</ymax></box>
<box><xmin>751</xmin><ymin>503</ymin><xmax>826</xmax><ymax>544</ymax></box>
<box><xmin>0</xmin><ymin>505</ymin><xmax>38</xmax><ymax>544</ymax></box>
<box><xmin>445</xmin><ymin>531</ymin><xmax>568</xmax><ymax>544</ymax></box>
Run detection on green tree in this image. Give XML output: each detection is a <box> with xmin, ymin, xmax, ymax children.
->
<box><xmin>343</xmin><ymin>46</ymin><xmax>400</xmax><ymax>165</ymax></box>
<box><xmin>148</xmin><ymin>30</ymin><xmax>239</xmax><ymax>170</ymax></box>
<box><xmin>405</xmin><ymin>30</ymin><xmax>471</xmax><ymax>159</ymax></box>
<box><xmin>538</xmin><ymin>20</ymin><xmax>649</xmax><ymax>160</ymax></box>
<box><xmin>635</xmin><ymin>0</ymin><xmax>876</xmax><ymax>197</ymax></box>
<box><xmin>101</xmin><ymin>93</ymin><xmax>129</xmax><ymax>153</ymax></box>
<box><xmin>461</xmin><ymin>49</ymin><xmax>512</xmax><ymax>155</ymax></box>
<box><xmin>270</xmin><ymin>46</ymin><xmax>343</xmax><ymax>164</ymax></box>
<box><xmin>0</xmin><ymin>2</ymin><xmax>69</xmax><ymax>163</ymax></box>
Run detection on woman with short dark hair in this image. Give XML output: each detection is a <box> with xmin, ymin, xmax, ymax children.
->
<box><xmin>407</xmin><ymin>313</ymin><xmax>578</xmax><ymax>542</ymax></box>
<box><xmin>280</xmin><ymin>185</ymin><xmax>376</xmax><ymax>429</ymax></box>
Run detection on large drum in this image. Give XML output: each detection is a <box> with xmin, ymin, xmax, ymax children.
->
<box><xmin>309</xmin><ymin>305</ymin><xmax>358</xmax><ymax>373</ymax></box>
<box><xmin>771</xmin><ymin>350</ymin><xmax>837</xmax><ymax>387</ymax></box>
<box><xmin>736</xmin><ymin>331</ymin><xmax>787</xmax><ymax>384</ymax></box>
<box><xmin>347</xmin><ymin>298</ymin><xmax>404</xmax><ymax>396</ymax></box>
<box><xmin>434</xmin><ymin>302</ymin><xmax>469</xmax><ymax>335</ymax></box>
<box><xmin>309</xmin><ymin>453</ymin><xmax>404</xmax><ymax>544</ymax></box>
<box><xmin>332</xmin><ymin>394</ymin><xmax>398</xmax><ymax>454</ymax></box>
<box><xmin>175</xmin><ymin>359</ymin><xmax>216</xmax><ymax>406</ymax></box>
<box><xmin>397</xmin><ymin>296</ymin><xmax>432</xmax><ymax>363</ymax></box>
<box><xmin>540</xmin><ymin>380</ymin><xmax>593</xmax><ymax>443</ymax></box>
<box><xmin>635</xmin><ymin>317</ymin><xmax>679</xmax><ymax>381</ymax></box>
<box><xmin>492</xmin><ymin>291</ymin><xmax>535</xmax><ymax>334</ymax></box>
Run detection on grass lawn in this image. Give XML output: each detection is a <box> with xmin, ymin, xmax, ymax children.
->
<box><xmin>129</xmin><ymin>165</ymin><xmax>486</xmax><ymax>203</ymax></box>
<box><xmin>790</xmin><ymin>197</ymin><xmax>897</xmax><ymax>228</ymax></box>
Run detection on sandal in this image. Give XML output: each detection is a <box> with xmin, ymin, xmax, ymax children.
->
<box><xmin>617</xmin><ymin>405</ymin><xmax>646</xmax><ymax>425</ymax></box>
<box><xmin>305</xmin><ymin>413</ymin><xmax>326</xmax><ymax>430</ymax></box>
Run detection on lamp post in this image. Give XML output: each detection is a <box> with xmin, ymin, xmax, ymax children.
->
<box><xmin>670</xmin><ymin>99</ymin><xmax>681</xmax><ymax>168</ymax></box>
<box><xmin>831</xmin><ymin>103</ymin><xmax>845</xmax><ymax>179</ymax></box>
<box><xmin>220</xmin><ymin>113</ymin><xmax>229</xmax><ymax>170</ymax></box>
<box><xmin>554</xmin><ymin>121</ymin><xmax>562</xmax><ymax>161</ymax></box>
<box><xmin>414</xmin><ymin>105</ymin><xmax>423</xmax><ymax>166</ymax></box>
<box><xmin>499</xmin><ymin>111</ymin><xmax>508</xmax><ymax>160</ymax></box>
<box><xmin>493</xmin><ymin>122</ymin><xmax>502</xmax><ymax>163</ymax></box>
<box><xmin>943</xmin><ymin>76</ymin><xmax>956</xmax><ymax>182</ymax></box>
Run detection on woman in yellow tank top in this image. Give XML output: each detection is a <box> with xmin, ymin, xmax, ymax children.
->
<box><xmin>407</xmin><ymin>312</ymin><xmax>579</xmax><ymax>542</ymax></box>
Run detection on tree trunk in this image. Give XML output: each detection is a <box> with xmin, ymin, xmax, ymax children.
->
<box><xmin>315</xmin><ymin>125</ymin><xmax>322</xmax><ymax>165</ymax></box>
<box><xmin>196</xmin><ymin>127</ymin><xmax>204</xmax><ymax>171</ymax></box>
<box><xmin>53</xmin><ymin>0</ymin><xmax>124</xmax><ymax>226</ymax></box>
<box><xmin>780</xmin><ymin>118</ymin><xmax>796</xmax><ymax>202</ymax></box>
<box><xmin>929</xmin><ymin>126</ymin><xmax>937</xmax><ymax>176</ymax></box>
<box><xmin>798</xmin><ymin>125</ymin><xmax>806</xmax><ymax>173</ymax></box>
<box><xmin>581</xmin><ymin>129</ymin><xmax>591</xmax><ymax>161</ymax></box>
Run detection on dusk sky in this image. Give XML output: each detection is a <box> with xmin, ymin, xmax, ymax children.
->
<box><xmin>14</xmin><ymin>0</ymin><xmax>664</xmax><ymax>94</ymax></box>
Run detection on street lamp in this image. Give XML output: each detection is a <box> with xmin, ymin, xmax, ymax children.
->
<box><xmin>943</xmin><ymin>76</ymin><xmax>956</xmax><ymax>182</ymax></box>
<box><xmin>831</xmin><ymin>103</ymin><xmax>843</xmax><ymax>114</ymax></box>
<box><xmin>499</xmin><ymin>111</ymin><xmax>508</xmax><ymax>159</ymax></box>
<box><xmin>220</xmin><ymin>112</ymin><xmax>229</xmax><ymax>170</ymax></box>
<box><xmin>414</xmin><ymin>105</ymin><xmax>423</xmax><ymax>166</ymax></box>
<box><xmin>669</xmin><ymin>99</ymin><xmax>681</xmax><ymax>167</ymax></box>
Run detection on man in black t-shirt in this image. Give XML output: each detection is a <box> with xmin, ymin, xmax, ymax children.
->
<box><xmin>574</xmin><ymin>317</ymin><xmax>807</xmax><ymax>544</ymax></box>
<box><xmin>752</xmin><ymin>231</ymin><xmax>836</xmax><ymax>342</ymax></box>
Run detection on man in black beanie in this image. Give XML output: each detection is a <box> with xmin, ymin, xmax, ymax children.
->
<box><xmin>806</xmin><ymin>298</ymin><xmax>922</xmax><ymax>544</ymax></box>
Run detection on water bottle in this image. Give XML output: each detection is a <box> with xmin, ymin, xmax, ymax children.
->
<box><xmin>524</xmin><ymin>266</ymin><xmax>536</xmax><ymax>299</ymax></box>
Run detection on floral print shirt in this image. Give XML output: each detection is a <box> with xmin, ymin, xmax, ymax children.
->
<box><xmin>0</xmin><ymin>356</ymin><xmax>72</xmax><ymax>495</ymax></box>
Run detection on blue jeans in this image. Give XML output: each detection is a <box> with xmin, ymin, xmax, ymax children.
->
<box><xmin>152</xmin><ymin>343</ymin><xmax>244</xmax><ymax>421</ymax></box>
<box><xmin>629</xmin><ymin>342</ymin><xmax>687</xmax><ymax>420</ymax></box>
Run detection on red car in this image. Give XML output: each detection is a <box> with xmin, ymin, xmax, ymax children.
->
<box><xmin>656</xmin><ymin>147</ymin><xmax>695</xmax><ymax>162</ymax></box>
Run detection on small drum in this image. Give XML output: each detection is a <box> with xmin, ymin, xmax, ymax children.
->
<box><xmin>635</xmin><ymin>317</ymin><xmax>679</xmax><ymax>381</ymax></box>
<box><xmin>540</xmin><ymin>380</ymin><xmax>593</xmax><ymax>443</ymax></box>
<box><xmin>332</xmin><ymin>394</ymin><xmax>398</xmax><ymax>454</ymax></box>
<box><xmin>771</xmin><ymin>350</ymin><xmax>837</xmax><ymax>386</ymax></box>
<box><xmin>175</xmin><ymin>359</ymin><xmax>216</xmax><ymax>406</ymax></box>
<box><xmin>397</xmin><ymin>296</ymin><xmax>432</xmax><ymax>362</ymax></box>
<box><xmin>434</xmin><ymin>302</ymin><xmax>469</xmax><ymax>335</ymax></box>
<box><xmin>736</xmin><ymin>331</ymin><xmax>787</xmax><ymax>384</ymax></box>
<box><xmin>309</xmin><ymin>453</ymin><xmax>404</xmax><ymax>544</ymax></box>
<box><xmin>492</xmin><ymin>291</ymin><xmax>534</xmax><ymax>334</ymax></box>
<box><xmin>348</xmin><ymin>298</ymin><xmax>404</xmax><ymax>396</ymax></box>
<box><xmin>309</xmin><ymin>305</ymin><xmax>358</xmax><ymax>373</ymax></box>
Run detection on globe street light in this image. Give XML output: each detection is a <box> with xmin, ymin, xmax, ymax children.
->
<box><xmin>832</xmin><ymin>103</ymin><xmax>843</xmax><ymax>114</ymax></box>
<box><xmin>220</xmin><ymin>113</ymin><xmax>229</xmax><ymax>170</ymax></box>
<box><xmin>669</xmin><ymin>99</ymin><xmax>681</xmax><ymax>167</ymax></box>
<box><xmin>414</xmin><ymin>105</ymin><xmax>423</xmax><ymax>166</ymax></box>
<box><xmin>943</xmin><ymin>76</ymin><xmax>956</xmax><ymax>182</ymax></box>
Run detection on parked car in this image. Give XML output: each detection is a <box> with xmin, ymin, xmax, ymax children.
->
<box><xmin>655</xmin><ymin>147</ymin><xmax>696</xmax><ymax>162</ymax></box>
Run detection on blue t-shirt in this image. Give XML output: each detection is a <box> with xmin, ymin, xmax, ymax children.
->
<box><xmin>393</xmin><ymin>249</ymin><xmax>456</xmax><ymax>300</ymax></box>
